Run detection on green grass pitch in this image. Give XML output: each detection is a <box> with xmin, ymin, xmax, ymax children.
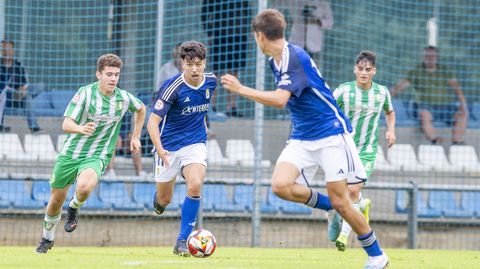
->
<box><xmin>1</xmin><ymin>247</ymin><xmax>479</xmax><ymax>269</ymax></box>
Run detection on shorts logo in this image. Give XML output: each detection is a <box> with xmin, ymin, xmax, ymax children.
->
<box><xmin>72</xmin><ymin>94</ymin><xmax>80</xmax><ymax>104</ymax></box>
<box><xmin>337</xmin><ymin>168</ymin><xmax>344</xmax><ymax>174</ymax></box>
<box><xmin>154</xmin><ymin>100</ymin><xmax>164</xmax><ymax>110</ymax></box>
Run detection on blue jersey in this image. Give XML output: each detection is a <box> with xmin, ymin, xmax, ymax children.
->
<box><xmin>152</xmin><ymin>73</ymin><xmax>216</xmax><ymax>151</ymax></box>
<box><xmin>269</xmin><ymin>43</ymin><xmax>352</xmax><ymax>140</ymax></box>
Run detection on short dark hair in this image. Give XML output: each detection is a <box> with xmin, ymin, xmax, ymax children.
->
<box><xmin>1</xmin><ymin>40</ymin><xmax>14</xmax><ymax>47</ymax></box>
<box><xmin>97</xmin><ymin>54</ymin><xmax>123</xmax><ymax>72</ymax></box>
<box><xmin>251</xmin><ymin>9</ymin><xmax>286</xmax><ymax>41</ymax></box>
<box><xmin>180</xmin><ymin>41</ymin><xmax>207</xmax><ymax>61</ymax></box>
<box><xmin>355</xmin><ymin>50</ymin><xmax>376</xmax><ymax>66</ymax></box>
<box><xmin>424</xmin><ymin>45</ymin><xmax>439</xmax><ymax>53</ymax></box>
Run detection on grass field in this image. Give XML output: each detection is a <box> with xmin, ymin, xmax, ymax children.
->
<box><xmin>1</xmin><ymin>247</ymin><xmax>479</xmax><ymax>269</ymax></box>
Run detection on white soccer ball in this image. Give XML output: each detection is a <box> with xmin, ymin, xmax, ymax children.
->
<box><xmin>187</xmin><ymin>228</ymin><xmax>217</xmax><ymax>258</ymax></box>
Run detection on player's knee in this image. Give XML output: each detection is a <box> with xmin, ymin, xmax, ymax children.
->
<box><xmin>157</xmin><ymin>194</ymin><xmax>172</xmax><ymax>206</ymax></box>
<box><xmin>186</xmin><ymin>180</ymin><xmax>203</xmax><ymax>196</ymax></box>
<box><xmin>329</xmin><ymin>194</ymin><xmax>349</xmax><ymax>212</ymax></box>
<box><xmin>271</xmin><ymin>182</ymin><xmax>287</xmax><ymax>198</ymax></box>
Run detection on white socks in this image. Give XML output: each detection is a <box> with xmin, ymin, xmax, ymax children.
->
<box><xmin>68</xmin><ymin>193</ymin><xmax>85</xmax><ymax>209</ymax></box>
<box><xmin>42</xmin><ymin>213</ymin><xmax>61</xmax><ymax>241</ymax></box>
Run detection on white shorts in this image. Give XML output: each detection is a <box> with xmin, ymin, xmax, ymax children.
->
<box><xmin>276</xmin><ymin>133</ymin><xmax>367</xmax><ymax>185</ymax></box>
<box><xmin>154</xmin><ymin>143</ymin><xmax>207</xmax><ymax>182</ymax></box>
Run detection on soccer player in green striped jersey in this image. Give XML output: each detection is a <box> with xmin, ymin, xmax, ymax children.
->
<box><xmin>35</xmin><ymin>54</ymin><xmax>146</xmax><ymax>254</ymax></box>
<box><xmin>332</xmin><ymin>50</ymin><xmax>396</xmax><ymax>252</ymax></box>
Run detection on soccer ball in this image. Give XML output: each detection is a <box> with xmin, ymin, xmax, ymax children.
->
<box><xmin>187</xmin><ymin>228</ymin><xmax>216</xmax><ymax>258</ymax></box>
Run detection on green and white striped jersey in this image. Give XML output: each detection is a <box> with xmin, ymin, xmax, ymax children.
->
<box><xmin>60</xmin><ymin>82</ymin><xmax>144</xmax><ymax>160</ymax></box>
<box><xmin>333</xmin><ymin>81</ymin><xmax>393</xmax><ymax>154</ymax></box>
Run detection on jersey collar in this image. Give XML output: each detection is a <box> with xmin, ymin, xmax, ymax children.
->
<box><xmin>181</xmin><ymin>73</ymin><xmax>206</xmax><ymax>90</ymax></box>
<box><xmin>271</xmin><ymin>42</ymin><xmax>289</xmax><ymax>72</ymax></box>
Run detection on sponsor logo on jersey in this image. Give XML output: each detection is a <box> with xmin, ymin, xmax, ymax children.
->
<box><xmin>181</xmin><ymin>103</ymin><xmax>210</xmax><ymax>115</ymax></box>
<box><xmin>72</xmin><ymin>94</ymin><xmax>80</xmax><ymax>104</ymax></box>
<box><xmin>154</xmin><ymin>100</ymin><xmax>164</xmax><ymax>110</ymax></box>
<box><xmin>278</xmin><ymin>74</ymin><xmax>291</xmax><ymax>86</ymax></box>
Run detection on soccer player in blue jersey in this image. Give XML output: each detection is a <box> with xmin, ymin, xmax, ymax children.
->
<box><xmin>147</xmin><ymin>41</ymin><xmax>216</xmax><ymax>257</ymax></box>
<box><xmin>221</xmin><ymin>9</ymin><xmax>388</xmax><ymax>268</ymax></box>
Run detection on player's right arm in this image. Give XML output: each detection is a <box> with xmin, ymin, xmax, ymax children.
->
<box><xmin>62</xmin><ymin>87</ymin><xmax>97</xmax><ymax>136</ymax></box>
<box><xmin>62</xmin><ymin>117</ymin><xmax>96</xmax><ymax>136</ymax></box>
<box><xmin>221</xmin><ymin>73</ymin><xmax>291</xmax><ymax>108</ymax></box>
<box><xmin>146</xmin><ymin>79</ymin><xmax>179</xmax><ymax>168</ymax></box>
<box><xmin>147</xmin><ymin>113</ymin><xmax>169</xmax><ymax>168</ymax></box>
<box><xmin>332</xmin><ymin>85</ymin><xmax>345</xmax><ymax>110</ymax></box>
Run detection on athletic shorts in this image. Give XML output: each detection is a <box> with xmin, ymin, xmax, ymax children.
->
<box><xmin>50</xmin><ymin>155</ymin><xmax>106</xmax><ymax>188</ymax></box>
<box><xmin>277</xmin><ymin>133</ymin><xmax>367</xmax><ymax>185</ymax></box>
<box><xmin>359</xmin><ymin>151</ymin><xmax>377</xmax><ymax>178</ymax></box>
<box><xmin>154</xmin><ymin>143</ymin><xmax>207</xmax><ymax>183</ymax></box>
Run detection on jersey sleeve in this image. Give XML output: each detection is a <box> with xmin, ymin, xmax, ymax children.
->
<box><xmin>383</xmin><ymin>88</ymin><xmax>394</xmax><ymax>113</ymax></box>
<box><xmin>64</xmin><ymin>87</ymin><xmax>87</xmax><ymax>122</ymax></box>
<box><xmin>151</xmin><ymin>81</ymin><xmax>179</xmax><ymax>117</ymax></box>
<box><xmin>275</xmin><ymin>49</ymin><xmax>309</xmax><ymax>97</ymax></box>
<box><xmin>126</xmin><ymin>92</ymin><xmax>144</xmax><ymax>112</ymax></box>
<box><xmin>333</xmin><ymin>87</ymin><xmax>345</xmax><ymax>110</ymax></box>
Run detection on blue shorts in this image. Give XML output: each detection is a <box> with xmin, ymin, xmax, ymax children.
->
<box><xmin>417</xmin><ymin>103</ymin><xmax>458</xmax><ymax>125</ymax></box>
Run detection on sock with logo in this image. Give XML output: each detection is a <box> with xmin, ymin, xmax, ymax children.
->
<box><xmin>305</xmin><ymin>188</ymin><xmax>332</xmax><ymax>211</ymax></box>
<box><xmin>177</xmin><ymin>195</ymin><xmax>200</xmax><ymax>241</ymax></box>
<box><xmin>358</xmin><ymin>230</ymin><xmax>383</xmax><ymax>256</ymax></box>
<box><xmin>42</xmin><ymin>213</ymin><xmax>62</xmax><ymax>241</ymax></box>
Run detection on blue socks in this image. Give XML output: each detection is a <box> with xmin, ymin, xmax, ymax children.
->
<box><xmin>305</xmin><ymin>188</ymin><xmax>332</xmax><ymax>211</ymax></box>
<box><xmin>358</xmin><ymin>230</ymin><xmax>383</xmax><ymax>256</ymax></box>
<box><xmin>177</xmin><ymin>195</ymin><xmax>200</xmax><ymax>241</ymax></box>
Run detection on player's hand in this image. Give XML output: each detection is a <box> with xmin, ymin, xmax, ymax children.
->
<box><xmin>130</xmin><ymin>138</ymin><xmax>141</xmax><ymax>154</ymax></box>
<box><xmin>386</xmin><ymin>130</ymin><xmax>396</xmax><ymax>148</ymax></box>
<box><xmin>221</xmin><ymin>74</ymin><xmax>243</xmax><ymax>94</ymax></box>
<box><xmin>80</xmin><ymin>122</ymin><xmax>96</xmax><ymax>136</ymax></box>
<box><xmin>157</xmin><ymin>149</ymin><xmax>170</xmax><ymax>169</ymax></box>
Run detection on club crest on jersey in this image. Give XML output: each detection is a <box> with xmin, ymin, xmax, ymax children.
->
<box><xmin>205</xmin><ymin>88</ymin><xmax>210</xmax><ymax>99</ymax></box>
<box><xmin>154</xmin><ymin>100</ymin><xmax>164</xmax><ymax>110</ymax></box>
<box><xmin>72</xmin><ymin>94</ymin><xmax>80</xmax><ymax>104</ymax></box>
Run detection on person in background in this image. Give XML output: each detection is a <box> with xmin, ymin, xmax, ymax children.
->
<box><xmin>391</xmin><ymin>46</ymin><xmax>467</xmax><ymax>145</ymax></box>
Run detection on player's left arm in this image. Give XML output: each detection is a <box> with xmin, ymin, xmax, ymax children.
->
<box><xmin>126</xmin><ymin>93</ymin><xmax>146</xmax><ymax>153</ymax></box>
<box><xmin>449</xmin><ymin>78</ymin><xmax>468</xmax><ymax>114</ymax></box>
<box><xmin>221</xmin><ymin>74</ymin><xmax>291</xmax><ymax>108</ymax></box>
<box><xmin>384</xmin><ymin>89</ymin><xmax>396</xmax><ymax>148</ymax></box>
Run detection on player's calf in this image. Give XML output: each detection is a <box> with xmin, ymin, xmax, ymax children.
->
<box><xmin>153</xmin><ymin>191</ymin><xmax>166</xmax><ymax>215</ymax></box>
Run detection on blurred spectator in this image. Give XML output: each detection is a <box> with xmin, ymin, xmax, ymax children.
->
<box><xmin>201</xmin><ymin>0</ymin><xmax>250</xmax><ymax>117</ymax></box>
<box><xmin>276</xmin><ymin>0</ymin><xmax>333</xmax><ymax>69</ymax></box>
<box><xmin>105</xmin><ymin>114</ymin><xmax>146</xmax><ymax>178</ymax></box>
<box><xmin>0</xmin><ymin>40</ymin><xmax>40</xmax><ymax>133</ymax></box>
<box><xmin>391</xmin><ymin>46</ymin><xmax>468</xmax><ymax>144</ymax></box>
<box><xmin>156</xmin><ymin>43</ymin><xmax>182</xmax><ymax>90</ymax></box>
